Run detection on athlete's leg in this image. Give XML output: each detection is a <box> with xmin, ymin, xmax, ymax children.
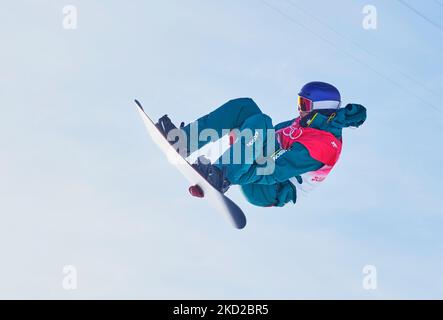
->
<box><xmin>181</xmin><ymin>98</ymin><xmax>263</xmax><ymax>153</ymax></box>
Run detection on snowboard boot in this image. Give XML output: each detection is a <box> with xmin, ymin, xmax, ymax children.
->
<box><xmin>156</xmin><ymin>115</ymin><xmax>184</xmax><ymax>138</ymax></box>
<box><xmin>156</xmin><ymin>115</ymin><xmax>188</xmax><ymax>155</ymax></box>
<box><xmin>191</xmin><ymin>156</ymin><xmax>231</xmax><ymax>196</ymax></box>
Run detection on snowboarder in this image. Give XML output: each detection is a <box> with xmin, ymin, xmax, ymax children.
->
<box><xmin>156</xmin><ymin>81</ymin><xmax>367</xmax><ymax>207</ymax></box>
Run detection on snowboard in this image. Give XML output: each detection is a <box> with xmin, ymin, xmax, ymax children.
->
<box><xmin>134</xmin><ymin>100</ymin><xmax>247</xmax><ymax>229</ymax></box>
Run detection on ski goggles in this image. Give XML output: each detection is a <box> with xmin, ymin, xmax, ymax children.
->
<box><xmin>298</xmin><ymin>96</ymin><xmax>313</xmax><ymax>113</ymax></box>
<box><xmin>298</xmin><ymin>96</ymin><xmax>341</xmax><ymax>113</ymax></box>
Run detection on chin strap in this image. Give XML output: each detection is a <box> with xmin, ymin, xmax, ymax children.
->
<box><xmin>305</xmin><ymin>111</ymin><xmax>337</xmax><ymax>127</ymax></box>
<box><xmin>306</xmin><ymin>112</ymin><xmax>318</xmax><ymax>127</ymax></box>
<box><xmin>327</xmin><ymin>112</ymin><xmax>336</xmax><ymax>123</ymax></box>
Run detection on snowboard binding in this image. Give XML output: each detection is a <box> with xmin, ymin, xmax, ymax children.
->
<box><xmin>156</xmin><ymin>114</ymin><xmax>188</xmax><ymax>155</ymax></box>
<box><xmin>156</xmin><ymin>115</ymin><xmax>185</xmax><ymax>139</ymax></box>
<box><xmin>190</xmin><ymin>156</ymin><xmax>231</xmax><ymax>197</ymax></box>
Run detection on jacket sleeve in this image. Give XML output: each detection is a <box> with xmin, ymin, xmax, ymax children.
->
<box><xmin>232</xmin><ymin>142</ymin><xmax>324</xmax><ymax>185</ymax></box>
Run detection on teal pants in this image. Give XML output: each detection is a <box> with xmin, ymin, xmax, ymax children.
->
<box><xmin>182</xmin><ymin>98</ymin><xmax>297</xmax><ymax>207</ymax></box>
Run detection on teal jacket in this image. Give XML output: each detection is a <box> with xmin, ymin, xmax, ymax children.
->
<box><xmin>242</xmin><ymin>102</ymin><xmax>366</xmax><ymax>207</ymax></box>
<box><xmin>182</xmin><ymin>98</ymin><xmax>367</xmax><ymax>207</ymax></box>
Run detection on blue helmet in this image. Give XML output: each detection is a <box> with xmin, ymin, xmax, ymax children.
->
<box><xmin>298</xmin><ymin>81</ymin><xmax>341</xmax><ymax>113</ymax></box>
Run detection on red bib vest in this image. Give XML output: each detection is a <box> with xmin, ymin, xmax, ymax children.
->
<box><xmin>276</xmin><ymin>118</ymin><xmax>342</xmax><ymax>193</ymax></box>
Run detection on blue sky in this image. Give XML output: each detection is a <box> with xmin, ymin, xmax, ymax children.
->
<box><xmin>0</xmin><ymin>0</ymin><xmax>442</xmax><ymax>299</ymax></box>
